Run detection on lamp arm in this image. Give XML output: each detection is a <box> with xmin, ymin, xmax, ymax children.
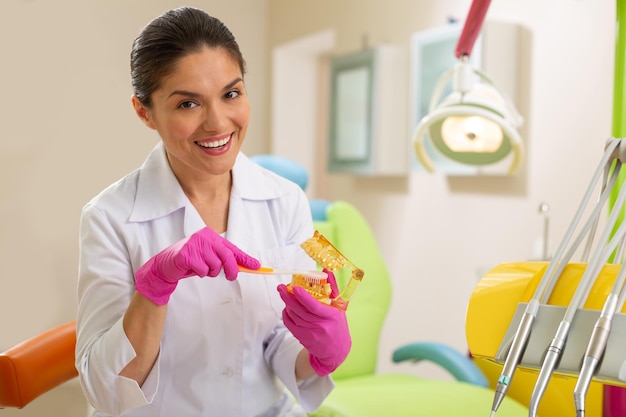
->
<box><xmin>455</xmin><ymin>0</ymin><xmax>492</xmax><ymax>59</ymax></box>
<box><xmin>473</xmin><ymin>67</ymin><xmax>524</xmax><ymax>127</ymax></box>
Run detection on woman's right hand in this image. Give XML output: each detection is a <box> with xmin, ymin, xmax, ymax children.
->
<box><xmin>134</xmin><ymin>227</ymin><xmax>260</xmax><ymax>305</ymax></box>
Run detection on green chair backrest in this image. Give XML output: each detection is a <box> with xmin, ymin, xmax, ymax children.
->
<box><xmin>313</xmin><ymin>200</ymin><xmax>393</xmax><ymax>380</ymax></box>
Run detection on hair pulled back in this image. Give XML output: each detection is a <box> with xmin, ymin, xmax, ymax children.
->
<box><xmin>130</xmin><ymin>7</ymin><xmax>246</xmax><ymax>106</ymax></box>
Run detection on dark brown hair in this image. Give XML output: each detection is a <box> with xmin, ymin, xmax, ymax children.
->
<box><xmin>130</xmin><ymin>7</ymin><xmax>246</xmax><ymax>106</ymax></box>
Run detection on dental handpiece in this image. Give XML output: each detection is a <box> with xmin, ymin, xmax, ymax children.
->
<box><xmin>527</xmin><ymin>251</ymin><xmax>606</xmax><ymax>417</ymax></box>
<box><xmin>489</xmin><ymin>139</ymin><xmax>621</xmax><ymax>417</ymax></box>
<box><xmin>527</xmin><ymin>258</ymin><xmax>604</xmax><ymax>417</ymax></box>
<box><xmin>573</xmin><ymin>266</ymin><xmax>626</xmax><ymax>417</ymax></box>
<box><xmin>528</xmin><ymin>163</ymin><xmax>626</xmax><ymax>417</ymax></box>
<box><xmin>573</xmin><ymin>295</ymin><xmax>616</xmax><ymax>417</ymax></box>
<box><xmin>529</xmin><ymin>170</ymin><xmax>626</xmax><ymax>417</ymax></box>
<box><xmin>490</xmin><ymin>299</ymin><xmax>539</xmax><ymax>417</ymax></box>
<box><xmin>492</xmin><ymin>193</ymin><xmax>607</xmax><ymax>417</ymax></box>
<box><xmin>527</xmin><ymin>322</ymin><xmax>570</xmax><ymax>417</ymax></box>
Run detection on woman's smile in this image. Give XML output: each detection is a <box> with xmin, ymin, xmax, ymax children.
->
<box><xmin>196</xmin><ymin>132</ymin><xmax>233</xmax><ymax>150</ymax></box>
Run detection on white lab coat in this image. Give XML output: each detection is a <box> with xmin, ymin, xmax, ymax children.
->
<box><xmin>76</xmin><ymin>143</ymin><xmax>333</xmax><ymax>417</ymax></box>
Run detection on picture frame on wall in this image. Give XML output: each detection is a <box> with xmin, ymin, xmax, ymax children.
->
<box><xmin>327</xmin><ymin>45</ymin><xmax>407</xmax><ymax>176</ymax></box>
<box><xmin>328</xmin><ymin>49</ymin><xmax>375</xmax><ymax>172</ymax></box>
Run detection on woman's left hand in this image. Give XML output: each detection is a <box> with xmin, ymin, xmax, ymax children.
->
<box><xmin>277</xmin><ymin>270</ymin><xmax>351</xmax><ymax>376</ymax></box>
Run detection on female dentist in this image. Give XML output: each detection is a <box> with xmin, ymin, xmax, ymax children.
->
<box><xmin>75</xmin><ymin>7</ymin><xmax>351</xmax><ymax>416</ymax></box>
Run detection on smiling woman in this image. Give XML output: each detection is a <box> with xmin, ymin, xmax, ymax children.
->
<box><xmin>74</xmin><ymin>6</ymin><xmax>352</xmax><ymax>417</ymax></box>
<box><xmin>131</xmin><ymin>47</ymin><xmax>250</xmax><ymax>227</ymax></box>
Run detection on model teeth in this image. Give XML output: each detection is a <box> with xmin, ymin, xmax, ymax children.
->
<box><xmin>198</xmin><ymin>135</ymin><xmax>231</xmax><ymax>148</ymax></box>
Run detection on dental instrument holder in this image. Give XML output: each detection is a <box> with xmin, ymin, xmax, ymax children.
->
<box><xmin>491</xmin><ymin>138</ymin><xmax>626</xmax><ymax>387</ymax></box>
<box><xmin>292</xmin><ymin>230</ymin><xmax>365</xmax><ymax>310</ymax></box>
<box><xmin>494</xmin><ymin>139</ymin><xmax>626</xmax><ymax>387</ymax></box>
<box><xmin>494</xmin><ymin>302</ymin><xmax>626</xmax><ymax>386</ymax></box>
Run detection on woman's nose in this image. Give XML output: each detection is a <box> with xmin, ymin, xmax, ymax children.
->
<box><xmin>201</xmin><ymin>103</ymin><xmax>227</xmax><ymax>132</ymax></box>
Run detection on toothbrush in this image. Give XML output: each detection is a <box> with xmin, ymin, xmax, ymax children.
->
<box><xmin>238</xmin><ymin>266</ymin><xmax>327</xmax><ymax>280</ymax></box>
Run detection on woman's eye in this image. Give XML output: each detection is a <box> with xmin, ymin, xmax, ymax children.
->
<box><xmin>225</xmin><ymin>90</ymin><xmax>240</xmax><ymax>100</ymax></box>
<box><xmin>178</xmin><ymin>100</ymin><xmax>198</xmax><ymax>109</ymax></box>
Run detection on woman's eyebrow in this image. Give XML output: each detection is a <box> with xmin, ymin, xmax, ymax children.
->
<box><xmin>223</xmin><ymin>77</ymin><xmax>243</xmax><ymax>91</ymax></box>
<box><xmin>169</xmin><ymin>90</ymin><xmax>201</xmax><ymax>99</ymax></box>
<box><xmin>167</xmin><ymin>78</ymin><xmax>243</xmax><ymax>99</ymax></box>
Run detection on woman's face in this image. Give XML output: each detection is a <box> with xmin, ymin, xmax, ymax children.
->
<box><xmin>133</xmin><ymin>46</ymin><xmax>249</xmax><ymax>181</ymax></box>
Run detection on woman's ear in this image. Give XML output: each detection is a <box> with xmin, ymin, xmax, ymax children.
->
<box><xmin>131</xmin><ymin>95</ymin><xmax>156</xmax><ymax>130</ymax></box>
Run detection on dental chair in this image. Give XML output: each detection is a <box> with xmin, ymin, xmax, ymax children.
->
<box><xmin>306</xmin><ymin>199</ymin><xmax>528</xmax><ymax>416</ymax></box>
<box><xmin>251</xmin><ymin>154</ymin><xmax>529</xmax><ymax>416</ymax></box>
<box><xmin>0</xmin><ymin>321</ymin><xmax>82</xmax><ymax>411</ymax></box>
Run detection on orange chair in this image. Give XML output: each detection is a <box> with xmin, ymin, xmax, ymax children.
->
<box><xmin>0</xmin><ymin>321</ymin><xmax>78</xmax><ymax>408</ymax></box>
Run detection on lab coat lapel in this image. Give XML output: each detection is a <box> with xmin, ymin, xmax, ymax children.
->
<box><xmin>183</xmin><ymin>199</ymin><xmax>207</xmax><ymax>237</ymax></box>
<box><xmin>225</xmin><ymin>152</ymin><xmax>279</xmax><ymax>256</ymax></box>
<box><xmin>225</xmin><ymin>188</ymin><xmax>255</xmax><ymax>256</ymax></box>
<box><xmin>130</xmin><ymin>143</ymin><xmax>188</xmax><ymax>223</ymax></box>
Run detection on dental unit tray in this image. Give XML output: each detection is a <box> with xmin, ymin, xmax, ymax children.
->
<box><xmin>467</xmin><ymin>138</ymin><xmax>626</xmax><ymax>416</ymax></box>
<box><xmin>468</xmin><ymin>261</ymin><xmax>626</xmax><ymax>388</ymax></box>
<box><xmin>497</xmin><ymin>302</ymin><xmax>626</xmax><ymax>385</ymax></box>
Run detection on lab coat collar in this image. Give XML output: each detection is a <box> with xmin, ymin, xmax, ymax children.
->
<box><xmin>129</xmin><ymin>142</ymin><xmax>288</xmax><ymax>225</ymax></box>
<box><xmin>129</xmin><ymin>142</ymin><xmax>187</xmax><ymax>223</ymax></box>
<box><xmin>231</xmin><ymin>152</ymin><xmax>290</xmax><ymax>201</ymax></box>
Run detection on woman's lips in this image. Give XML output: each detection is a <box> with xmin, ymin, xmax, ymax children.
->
<box><xmin>196</xmin><ymin>133</ymin><xmax>232</xmax><ymax>149</ymax></box>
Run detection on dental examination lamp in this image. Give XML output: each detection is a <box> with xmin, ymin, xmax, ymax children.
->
<box><xmin>412</xmin><ymin>0</ymin><xmax>524</xmax><ymax>175</ymax></box>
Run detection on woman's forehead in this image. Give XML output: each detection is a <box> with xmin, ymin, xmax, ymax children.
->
<box><xmin>160</xmin><ymin>48</ymin><xmax>243</xmax><ymax>91</ymax></box>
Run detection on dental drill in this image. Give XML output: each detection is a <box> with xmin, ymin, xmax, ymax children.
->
<box><xmin>527</xmin><ymin>159</ymin><xmax>626</xmax><ymax>417</ymax></box>
<box><xmin>489</xmin><ymin>138</ymin><xmax>621</xmax><ymax>417</ymax></box>
<box><xmin>573</xmin><ymin>250</ymin><xmax>626</xmax><ymax>416</ymax></box>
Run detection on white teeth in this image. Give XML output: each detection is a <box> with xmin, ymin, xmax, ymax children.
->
<box><xmin>197</xmin><ymin>135</ymin><xmax>231</xmax><ymax>148</ymax></box>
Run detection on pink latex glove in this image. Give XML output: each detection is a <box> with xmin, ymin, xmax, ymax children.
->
<box><xmin>135</xmin><ymin>227</ymin><xmax>260</xmax><ymax>306</ymax></box>
<box><xmin>277</xmin><ymin>270</ymin><xmax>351</xmax><ymax>376</ymax></box>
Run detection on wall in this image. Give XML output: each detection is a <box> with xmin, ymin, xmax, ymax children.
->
<box><xmin>267</xmin><ymin>0</ymin><xmax>616</xmax><ymax>379</ymax></box>
<box><xmin>0</xmin><ymin>0</ymin><xmax>269</xmax><ymax>415</ymax></box>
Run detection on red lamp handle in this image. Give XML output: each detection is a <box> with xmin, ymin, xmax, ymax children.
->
<box><xmin>454</xmin><ymin>0</ymin><xmax>492</xmax><ymax>59</ymax></box>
